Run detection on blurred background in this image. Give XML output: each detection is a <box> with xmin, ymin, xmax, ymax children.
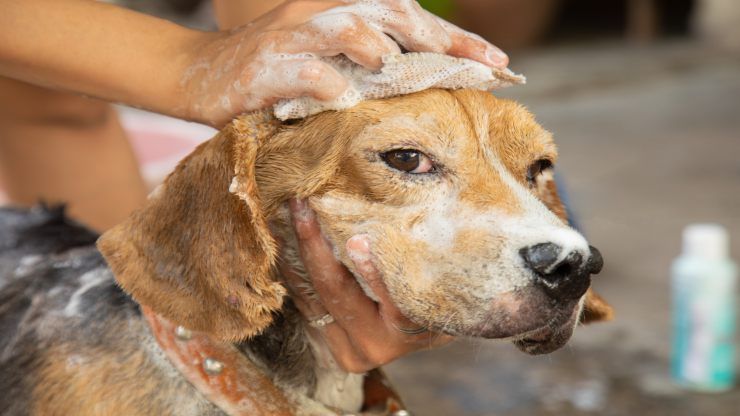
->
<box><xmin>2</xmin><ymin>0</ymin><xmax>739</xmax><ymax>414</ymax></box>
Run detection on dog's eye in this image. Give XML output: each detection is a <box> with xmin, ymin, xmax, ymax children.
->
<box><xmin>526</xmin><ymin>159</ymin><xmax>553</xmax><ymax>184</ymax></box>
<box><xmin>382</xmin><ymin>150</ymin><xmax>435</xmax><ymax>174</ymax></box>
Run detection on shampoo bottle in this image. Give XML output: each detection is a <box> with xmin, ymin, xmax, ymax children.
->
<box><xmin>672</xmin><ymin>224</ymin><xmax>737</xmax><ymax>391</ymax></box>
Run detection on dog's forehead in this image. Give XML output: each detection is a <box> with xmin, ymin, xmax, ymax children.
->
<box><xmin>450</xmin><ymin>90</ymin><xmax>557</xmax><ymax>164</ymax></box>
<box><xmin>351</xmin><ymin>91</ymin><xmax>468</xmax><ymax>146</ymax></box>
<box><xmin>325</xmin><ymin>90</ymin><xmax>558</xmax><ymax>216</ymax></box>
<box><xmin>350</xmin><ymin>90</ymin><xmax>555</xmax><ymax>161</ymax></box>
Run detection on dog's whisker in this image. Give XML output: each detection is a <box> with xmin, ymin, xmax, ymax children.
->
<box><xmin>438</xmin><ymin>311</ymin><xmax>456</xmax><ymax>334</ymax></box>
<box><xmin>426</xmin><ymin>315</ymin><xmax>439</xmax><ymax>349</ymax></box>
<box><xmin>441</xmin><ymin>311</ymin><xmax>457</xmax><ymax>335</ymax></box>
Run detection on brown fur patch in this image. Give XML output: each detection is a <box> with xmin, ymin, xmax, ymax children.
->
<box><xmin>33</xmin><ymin>344</ymin><xmax>180</xmax><ymax>415</ymax></box>
<box><xmin>582</xmin><ymin>290</ymin><xmax>615</xmax><ymax>323</ymax></box>
<box><xmin>98</xmin><ymin>112</ymin><xmax>286</xmax><ymax>341</ymax></box>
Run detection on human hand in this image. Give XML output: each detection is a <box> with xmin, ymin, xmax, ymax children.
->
<box><xmin>182</xmin><ymin>0</ymin><xmax>509</xmax><ymax>127</ymax></box>
<box><xmin>280</xmin><ymin>199</ymin><xmax>453</xmax><ymax>373</ymax></box>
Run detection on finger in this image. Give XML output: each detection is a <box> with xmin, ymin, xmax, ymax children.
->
<box><xmin>249</xmin><ymin>58</ymin><xmax>349</xmax><ymax>105</ymax></box>
<box><xmin>288</xmin><ymin>199</ymin><xmax>383</xmax><ymax>331</ymax></box>
<box><xmin>255</xmin><ymin>0</ymin><xmax>344</xmax><ymax>31</ymax></box>
<box><xmin>306</xmin><ymin>325</ymin><xmax>375</xmax><ymax>373</ymax></box>
<box><xmin>346</xmin><ymin>234</ymin><xmax>416</xmax><ymax>326</ymax></box>
<box><xmin>347</xmin><ymin>234</ymin><xmax>455</xmax><ymax>347</ymax></box>
<box><xmin>280</xmin><ymin>13</ymin><xmax>401</xmax><ymax>70</ymax></box>
<box><xmin>290</xmin><ymin>199</ymin><xmax>408</xmax><ymax>369</ymax></box>
<box><xmin>285</xmin><ymin>274</ymin><xmax>370</xmax><ymax>373</ymax></box>
<box><xmin>289</xmin><ymin>200</ymin><xmax>449</xmax><ymax>363</ymax></box>
<box><xmin>279</xmin><ymin>240</ymin><xmax>376</xmax><ymax>372</ymax></box>
<box><xmin>434</xmin><ymin>17</ymin><xmax>509</xmax><ymax>69</ymax></box>
<box><xmin>322</xmin><ymin>0</ymin><xmax>451</xmax><ymax>54</ymax></box>
<box><xmin>282</xmin><ymin>273</ymin><xmax>357</xmax><ymax>364</ymax></box>
<box><xmin>279</xmin><ymin>257</ymin><xmax>326</xmax><ymax>318</ymax></box>
<box><xmin>290</xmin><ymin>200</ymin><xmax>451</xmax><ymax>354</ymax></box>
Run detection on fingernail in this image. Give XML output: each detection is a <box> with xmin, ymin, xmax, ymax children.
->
<box><xmin>347</xmin><ymin>234</ymin><xmax>370</xmax><ymax>255</ymax></box>
<box><xmin>486</xmin><ymin>46</ymin><xmax>509</xmax><ymax>68</ymax></box>
<box><xmin>346</xmin><ymin>235</ymin><xmax>373</xmax><ymax>273</ymax></box>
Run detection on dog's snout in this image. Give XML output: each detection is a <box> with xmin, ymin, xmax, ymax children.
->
<box><xmin>519</xmin><ymin>243</ymin><xmax>602</xmax><ymax>301</ymax></box>
<box><xmin>520</xmin><ymin>242</ymin><xmax>564</xmax><ymax>275</ymax></box>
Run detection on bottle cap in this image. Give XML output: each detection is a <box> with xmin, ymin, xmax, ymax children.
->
<box><xmin>682</xmin><ymin>223</ymin><xmax>730</xmax><ymax>260</ymax></box>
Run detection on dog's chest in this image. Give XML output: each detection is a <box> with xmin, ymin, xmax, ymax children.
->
<box><xmin>307</xmin><ymin>334</ymin><xmax>365</xmax><ymax>412</ymax></box>
<box><xmin>243</xmin><ymin>305</ymin><xmax>365</xmax><ymax>414</ymax></box>
<box><xmin>266</xmin><ymin>211</ymin><xmax>367</xmax><ymax>413</ymax></box>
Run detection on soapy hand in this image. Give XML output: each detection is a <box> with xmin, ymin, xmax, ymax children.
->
<box><xmin>183</xmin><ymin>0</ymin><xmax>509</xmax><ymax>127</ymax></box>
<box><xmin>281</xmin><ymin>199</ymin><xmax>453</xmax><ymax>373</ymax></box>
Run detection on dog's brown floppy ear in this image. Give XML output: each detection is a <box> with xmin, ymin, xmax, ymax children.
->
<box><xmin>580</xmin><ymin>289</ymin><xmax>614</xmax><ymax>323</ymax></box>
<box><xmin>98</xmin><ymin>112</ymin><xmax>285</xmax><ymax>341</ymax></box>
<box><xmin>536</xmin><ymin>171</ymin><xmax>614</xmax><ymax>324</ymax></box>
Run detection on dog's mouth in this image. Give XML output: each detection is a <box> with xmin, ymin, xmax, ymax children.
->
<box><xmin>346</xmin><ymin>234</ymin><xmax>589</xmax><ymax>355</ymax></box>
<box><xmin>511</xmin><ymin>306</ymin><xmax>581</xmax><ymax>355</ymax></box>
<box><xmin>432</xmin><ymin>303</ymin><xmax>580</xmax><ymax>355</ymax></box>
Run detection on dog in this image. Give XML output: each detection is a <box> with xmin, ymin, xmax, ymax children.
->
<box><xmin>0</xmin><ymin>89</ymin><xmax>612</xmax><ymax>415</ymax></box>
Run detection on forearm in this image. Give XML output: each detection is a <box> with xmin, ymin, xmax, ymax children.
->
<box><xmin>0</xmin><ymin>0</ymin><xmax>509</xmax><ymax>127</ymax></box>
<box><xmin>213</xmin><ymin>0</ymin><xmax>282</xmax><ymax>30</ymax></box>
<box><xmin>0</xmin><ymin>0</ymin><xmax>207</xmax><ymax>120</ymax></box>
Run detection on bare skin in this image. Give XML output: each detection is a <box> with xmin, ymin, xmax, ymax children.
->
<box><xmin>0</xmin><ymin>77</ymin><xmax>147</xmax><ymax>232</ymax></box>
<box><xmin>0</xmin><ymin>0</ymin><xmax>508</xmax><ymax>128</ymax></box>
<box><xmin>183</xmin><ymin>0</ymin><xmax>510</xmax><ymax>127</ymax></box>
<box><xmin>0</xmin><ymin>0</ymin><xmax>507</xmax><ymax>373</ymax></box>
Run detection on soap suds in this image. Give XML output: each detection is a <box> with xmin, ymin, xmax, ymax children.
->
<box><xmin>274</xmin><ymin>53</ymin><xmax>525</xmax><ymax>120</ymax></box>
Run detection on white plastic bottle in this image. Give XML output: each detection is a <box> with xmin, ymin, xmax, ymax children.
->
<box><xmin>671</xmin><ymin>224</ymin><xmax>737</xmax><ymax>391</ymax></box>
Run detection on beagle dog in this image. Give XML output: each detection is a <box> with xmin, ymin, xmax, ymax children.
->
<box><xmin>0</xmin><ymin>89</ymin><xmax>612</xmax><ymax>415</ymax></box>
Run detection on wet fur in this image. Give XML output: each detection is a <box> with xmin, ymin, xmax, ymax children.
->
<box><xmin>0</xmin><ymin>206</ymin><xmax>322</xmax><ymax>415</ymax></box>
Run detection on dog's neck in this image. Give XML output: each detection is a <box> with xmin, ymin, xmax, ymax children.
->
<box><xmin>140</xmin><ymin>210</ymin><xmax>404</xmax><ymax>413</ymax></box>
<box><xmin>144</xmin><ymin>299</ymin><xmax>368</xmax><ymax>414</ymax></box>
<box><xmin>242</xmin><ymin>211</ymin><xmax>367</xmax><ymax>412</ymax></box>
<box><xmin>241</xmin><ymin>301</ymin><xmax>366</xmax><ymax>412</ymax></box>
<box><xmin>237</xmin><ymin>301</ymin><xmax>318</xmax><ymax>389</ymax></box>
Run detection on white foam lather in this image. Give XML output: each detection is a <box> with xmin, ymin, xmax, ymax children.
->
<box><xmin>273</xmin><ymin>52</ymin><xmax>525</xmax><ymax>120</ymax></box>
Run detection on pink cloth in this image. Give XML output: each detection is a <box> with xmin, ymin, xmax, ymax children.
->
<box><xmin>0</xmin><ymin>109</ymin><xmax>216</xmax><ymax>205</ymax></box>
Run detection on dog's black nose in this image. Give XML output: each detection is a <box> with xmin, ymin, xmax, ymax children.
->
<box><xmin>519</xmin><ymin>243</ymin><xmax>603</xmax><ymax>301</ymax></box>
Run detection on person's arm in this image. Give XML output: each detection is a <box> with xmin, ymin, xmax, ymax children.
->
<box><xmin>1</xmin><ymin>0</ymin><xmax>508</xmax><ymax>128</ymax></box>
<box><xmin>212</xmin><ymin>0</ymin><xmax>279</xmax><ymax>30</ymax></box>
<box><xmin>0</xmin><ymin>0</ymin><xmax>200</xmax><ymax>122</ymax></box>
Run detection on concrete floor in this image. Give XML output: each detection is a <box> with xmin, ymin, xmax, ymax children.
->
<box><xmin>385</xmin><ymin>40</ymin><xmax>740</xmax><ymax>415</ymax></box>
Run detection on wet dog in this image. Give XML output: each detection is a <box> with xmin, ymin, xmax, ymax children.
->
<box><xmin>0</xmin><ymin>89</ymin><xmax>611</xmax><ymax>415</ymax></box>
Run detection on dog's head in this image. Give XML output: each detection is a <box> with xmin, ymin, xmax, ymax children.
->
<box><xmin>98</xmin><ymin>89</ymin><xmax>612</xmax><ymax>353</ymax></box>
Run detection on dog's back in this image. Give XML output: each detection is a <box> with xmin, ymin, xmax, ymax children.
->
<box><xmin>0</xmin><ymin>205</ymin><xmax>106</xmax><ymax>361</ymax></box>
<box><xmin>0</xmin><ymin>206</ymin><xmax>221</xmax><ymax>416</ymax></box>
